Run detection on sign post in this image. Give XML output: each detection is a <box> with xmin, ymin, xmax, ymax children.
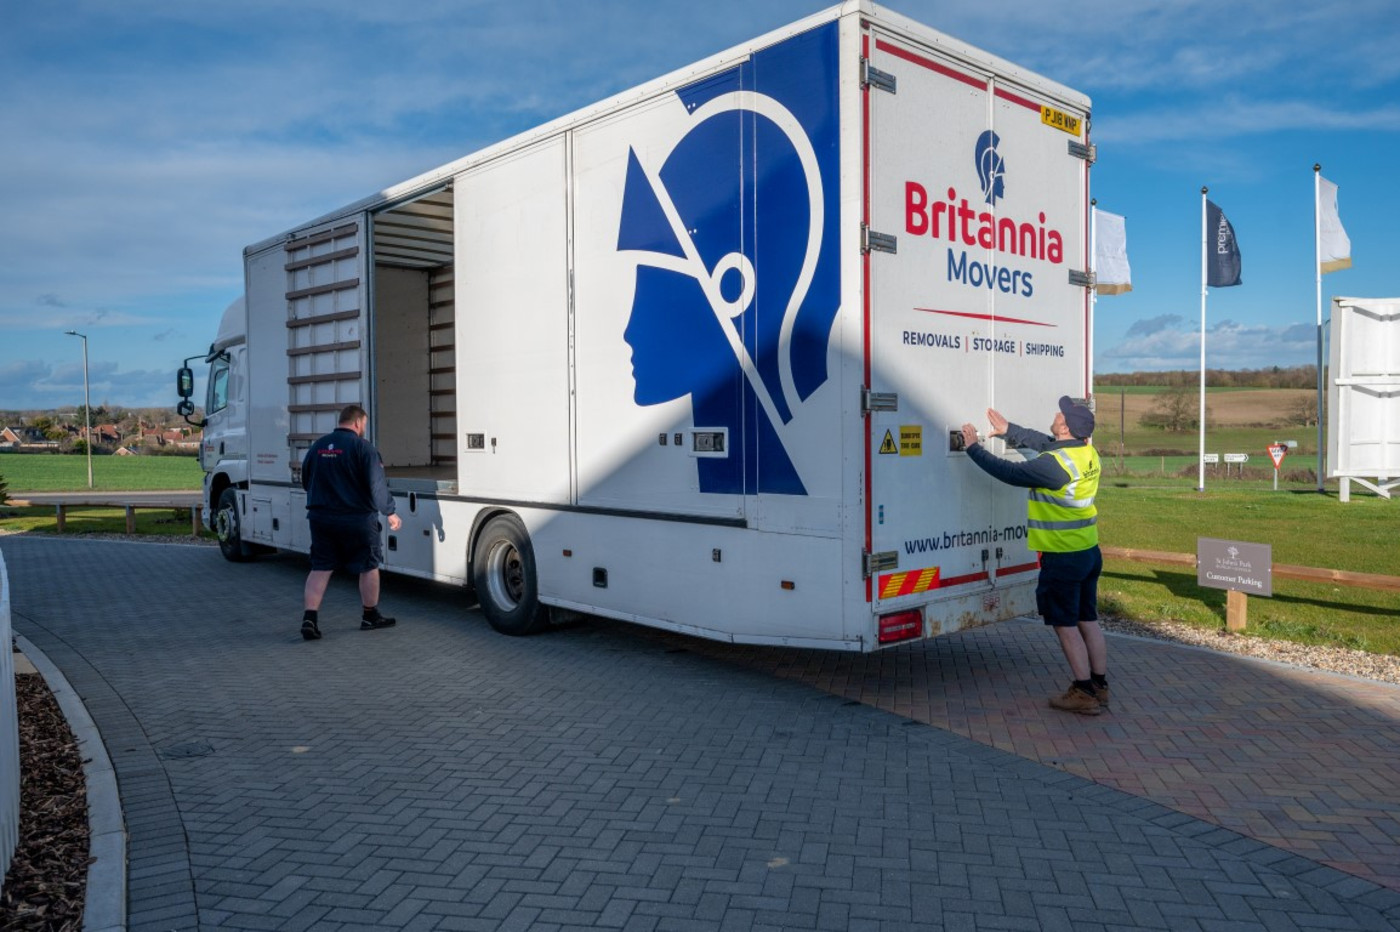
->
<box><xmin>1197</xmin><ymin>538</ymin><xmax>1272</xmax><ymax>631</ymax></box>
<box><xmin>1268</xmin><ymin>443</ymin><xmax>1288</xmax><ymax>491</ymax></box>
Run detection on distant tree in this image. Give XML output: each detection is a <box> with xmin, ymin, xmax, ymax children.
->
<box><xmin>1097</xmin><ymin>365</ymin><xmax>1318</xmax><ymax>390</ymax></box>
<box><xmin>73</xmin><ymin>403</ymin><xmax>110</xmax><ymax>427</ymax></box>
<box><xmin>1288</xmin><ymin>393</ymin><xmax>1320</xmax><ymax>427</ymax></box>
<box><xmin>1139</xmin><ymin>386</ymin><xmax>1210</xmax><ymax>431</ymax></box>
<box><xmin>0</xmin><ymin>472</ymin><xmax>8</xmax><ymax>505</ymax></box>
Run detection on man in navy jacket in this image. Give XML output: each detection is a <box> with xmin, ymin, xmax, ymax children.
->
<box><xmin>299</xmin><ymin>404</ymin><xmax>402</xmax><ymax>640</ymax></box>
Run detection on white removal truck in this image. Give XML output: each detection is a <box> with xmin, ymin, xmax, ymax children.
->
<box><xmin>178</xmin><ymin>1</ymin><xmax>1095</xmax><ymax>650</ymax></box>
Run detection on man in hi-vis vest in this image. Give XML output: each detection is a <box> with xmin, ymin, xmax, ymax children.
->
<box><xmin>959</xmin><ymin>397</ymin><xmax>1108</xmax><ymax>715</ymax></box>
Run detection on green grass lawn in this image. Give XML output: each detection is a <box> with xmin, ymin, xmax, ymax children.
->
<box><xmin>1096</xmin><ymin>428</ymin><xmax>1316</xmax><ymax>459</ymax></box>
<box><xmin>0</xmin><ymin>452</ymin><xmax>203</xmax><ymax>492</ymax></box>
<box><xmin>1096</xmin><ymin>484</ymin><xmax>1400</xmax><ymax>655</ymax></box>
<box><xmin>0</xmin><ymin>504</ymin><xmax>210</xmax><ymax>540</ymax></box>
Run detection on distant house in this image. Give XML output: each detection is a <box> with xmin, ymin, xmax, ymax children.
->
<box><xmin>0</xmin><ymin>426</ymin><xmax>58</xmax><ymax>450</ymax></box>
<box><xmin>113</xmin><ymin>445</ymin><xmax>140</xmax><ymax>456</ymax></box>
<box><xmin>141</xmin><ymin>427</ymin><xmax>201</xmax><ymax>451</ymax></box>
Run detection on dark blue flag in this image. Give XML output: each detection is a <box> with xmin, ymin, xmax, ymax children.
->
<box><xmin>1206</xmin><ymin>199</ymin><xmax>1242</xmax><ymax>287</ymax></box>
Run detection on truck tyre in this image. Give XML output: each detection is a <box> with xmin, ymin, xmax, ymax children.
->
<box><xmin>213</xmin><ymin>487</ymin><xmax>256</xmax><ymax>563</ymax></box>
<box><xmin>472</xmin><ymin>514</ymin><xmax>549</xmax><ymax>636</ymax></box>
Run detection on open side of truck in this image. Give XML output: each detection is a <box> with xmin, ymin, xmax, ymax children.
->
<box><xmin>180</xmin><ymin>1</ymin><xmax>1093</xmax><ymax>651</ymax></box>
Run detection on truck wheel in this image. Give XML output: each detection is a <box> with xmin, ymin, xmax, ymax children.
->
<box><xmin>213</xmin><ymin>487</ymin><xmax>256</xmax><ymax>563</ymax></box>
<box><xmin>472</xmin><ymin>514</ymin><xmax>549</xmax><ymax>636</ymax></box>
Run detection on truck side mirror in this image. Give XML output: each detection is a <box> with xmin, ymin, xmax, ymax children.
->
<box><xmin>177</xmin><ymin>400</ymin><xmax>195</xmax><ymax>417</ymax></box>
<box><xmin>177</xmin><ymin>367</ymin><xmax>195</xmax><ymax>399</ymax></box>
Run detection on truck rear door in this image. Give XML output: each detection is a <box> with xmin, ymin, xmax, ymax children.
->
<box><xmin>280</xmin><ymin>220</ymin><xmax>371</xmax><ymax>478</ymax></box>
<box><xmin>862</xmin><ymin>26</ymin><xmax>1090</xmax><ymax>616</ymax></box>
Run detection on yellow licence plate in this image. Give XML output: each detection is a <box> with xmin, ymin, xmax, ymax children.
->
<box><xmin>1040</xmin><ymin>105</ymin><xmax>1082</xmax><ymax>136</ymax></box>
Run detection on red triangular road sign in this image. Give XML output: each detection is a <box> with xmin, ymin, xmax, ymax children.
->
<box><xmin>1267</xmin><ymin>444</ymin><xmax>1286</xmax><ymax>469</ymax></box>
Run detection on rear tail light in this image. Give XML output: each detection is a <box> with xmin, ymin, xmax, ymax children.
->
<box><xmin>878</xmin><ymin>609</ymin><xmax>922</xmax><ymax>644</ymax></box>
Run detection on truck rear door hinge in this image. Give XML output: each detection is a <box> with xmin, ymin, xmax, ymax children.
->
<box><xmin>862</xmin><ymin>387</ymin><xmax>898</xmax><ymax>413</ymax></box>
<box><xmin>861</xmin><ymin>58</ymin><xmax>897</xmax><ymax>94</ymax></box>
<box><xmin>862</xmin><ymin>224</ymin><xmax>898</xmax><ymax>255</ymax></box>
<box><xmin>1068</xmin><ymin>269</ymin><xmax>1096</xmax><ymax>288</ymax></box>
<box><xmin>1068</xmin><ymin>140</ymin><xmax>1096</xmax><ymax>163</ymax></box>
<box><xmin>863</xmin><ymin>550</ymin><xmax>899</xmax><ymax>578</ymax></box>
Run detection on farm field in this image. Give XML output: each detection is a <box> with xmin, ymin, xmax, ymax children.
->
<box><xmin>1089</xmin><ymin>386</ymin><xmax>1315</xmax><ymax>458</ymax></box>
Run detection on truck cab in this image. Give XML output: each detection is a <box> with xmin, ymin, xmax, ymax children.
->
<box><xmin>177</xmin><ymin>296</ymin><xmax>252</xmax><ymax>559</ymax></box>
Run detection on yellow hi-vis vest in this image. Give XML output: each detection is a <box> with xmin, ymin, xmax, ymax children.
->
<box><xmin>1026</xmin><ymin>443</ymin><xmax>1100</xmax><ymax>552</ymax></box>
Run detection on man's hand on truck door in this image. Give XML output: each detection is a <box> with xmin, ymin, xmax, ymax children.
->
<box><xmin>986</xmin><ymin>408</ymin><xmax>1009</xmax><ymax>437</ymax></box>
<box><xmin>959</xmin><ymin>424</ymin><xmax>981</xmax><ymax>450</ymax></box>
<box><xmin>388</xmin><ymin>514</ymin><xmax>402</xmax><ymax>532</ymax></box>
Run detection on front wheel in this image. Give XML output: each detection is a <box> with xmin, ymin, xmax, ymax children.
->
<box><xmin>471</xmin><ymin>514</ymin><xmax>549</xmax><ymax>636</ymax></box>
<box><xmin>213</xmin><ymin>487</ymin><xmax>256</xmax><ymax>563</ymax></box>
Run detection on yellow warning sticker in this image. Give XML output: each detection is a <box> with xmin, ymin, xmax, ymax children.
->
<box><xmin>879</xmin><ymin>430</ymin><xmax>898</xmax><ymax>455</ymax></box>
<box><xmin>1040</xmin><ymin>105</ymin><xmax>1081</xmax><ymax>137</ymax></box>
<box><xmin>899</xmin><ymin>425</ymin><xmax>922</xmax><ymax>457</ymax></box>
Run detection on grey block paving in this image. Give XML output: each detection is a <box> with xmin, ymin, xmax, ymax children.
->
<box><xmin>3</xmin><ymin>534</ymin><xmax>1399</xmax><ymax>931</ymax></box>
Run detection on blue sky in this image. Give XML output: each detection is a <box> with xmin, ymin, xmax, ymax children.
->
<box><xmin>2</xmin><ymin>0</ymin><xmax>1397</xmax><ymax>410</ymax></box>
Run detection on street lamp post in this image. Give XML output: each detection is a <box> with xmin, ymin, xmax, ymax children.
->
<box><xmin>64</xmin><ymin>330</ymin><xmax>93</xmax><ymax>489</ymax></box>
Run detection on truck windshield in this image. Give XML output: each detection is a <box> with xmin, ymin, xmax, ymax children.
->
<box><xmin>207</xmin><ymin>360</ymin><xmax>229</xmax><ymax>414</ymax></box>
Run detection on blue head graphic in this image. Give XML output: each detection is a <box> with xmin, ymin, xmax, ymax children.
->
<box><xmin>975</xmin><ymin>130</ymin><xmax>1005</xmax><ymax>205</ymax></box>
<box><xmin>616</xmin><ymin>25</ymin><xmax>840</xmax><ymax>496</ymax></box>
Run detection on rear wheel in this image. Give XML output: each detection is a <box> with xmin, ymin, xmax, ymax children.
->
<box><xmin>213</xmin><ymin>487</ymin><xmax>256</xmax><ymax>562</ymax></box>
<box><xmin>472</xmin><ymin>514</ymin><xmax>549</xmax><ymax>636</ymax></box>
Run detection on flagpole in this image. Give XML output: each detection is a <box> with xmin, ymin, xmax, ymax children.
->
<box><xmin>1313</xmin><ymin>164</ymin><xmax>1325</xmax><ymax>492</ymax></box>
<box><xmin>1199</xmin><ymin>186</ymin><xmax>1208</xmax><ymax>492</ymax></box>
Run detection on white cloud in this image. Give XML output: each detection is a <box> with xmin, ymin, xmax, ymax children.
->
<box><xmin>1096</xmin><ymin>98</ymin><xmax>1400</xmax><ymax>146</ymax></box>
<box><xmin>1125</xmin><ymin>314</ymin><xmax>1185</xmax><ymax>338</ymax></box>
<box><xmin>0</xmin><ymin>356</ymin><xmax>176</xmax><ymax>411</ymax></box>
<box><xmin>1100</xmin><ymin>318</ymin><xmax>1318</xmax><ymax>372</ymax></box>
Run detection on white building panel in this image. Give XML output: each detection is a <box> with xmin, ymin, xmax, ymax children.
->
<box><xmin>1328</xmin><ymin>297</ymin><xmax>1400</xmax><ymax>500</ymax></box>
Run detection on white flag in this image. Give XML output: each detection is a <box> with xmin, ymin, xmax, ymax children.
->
<box><xmin>1318</xmin><ymin>175</ymin><xmax>1352</xmax><ymax>273</ymax></box>
<box><xmin>1093</xmin><ymin>208</ymin><xmax>1132</xmax><ymax>295</ymax></box>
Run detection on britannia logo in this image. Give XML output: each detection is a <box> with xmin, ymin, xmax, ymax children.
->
<box><xmin>975</xmin><ymin>130</ymin><xmax>1005</xmax><ymax>205</ymax></box>
<box><xmin>615</xmin><ymin>25</ymin><xmax>840</xmax><ymax>496</ymax></box>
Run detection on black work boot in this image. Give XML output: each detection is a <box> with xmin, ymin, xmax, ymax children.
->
<box><xmin>360</xmin><ymin>608</ymin><xmax>396</xmax><ymax>630</ymax></box>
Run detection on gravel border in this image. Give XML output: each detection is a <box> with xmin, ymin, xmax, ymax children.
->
<box><xmin>1101</xmin><ymin>615</ymin><xmax>1400</xmax><ymax>686</ymax></box>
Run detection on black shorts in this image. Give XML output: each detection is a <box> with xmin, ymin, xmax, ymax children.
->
<box><xmin>1036</xmin><ymin>545</ymin><xmax>1102</xmax><ymax>628</ymax></box>
<box><xmin>308</xmin><ymin>513</ymin><xmax>384</xmax><ymax>574</ymax></box>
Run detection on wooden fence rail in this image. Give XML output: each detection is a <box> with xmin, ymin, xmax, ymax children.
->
<box><xmin>1102</xmin><ymin>546</ymin><xmax>1400</xmax><ymax>593</ymax></box>
<box><xmin>52</xmin><ymin>501</ymin><xmax>203</xmax><ymax>537</ymax></box>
